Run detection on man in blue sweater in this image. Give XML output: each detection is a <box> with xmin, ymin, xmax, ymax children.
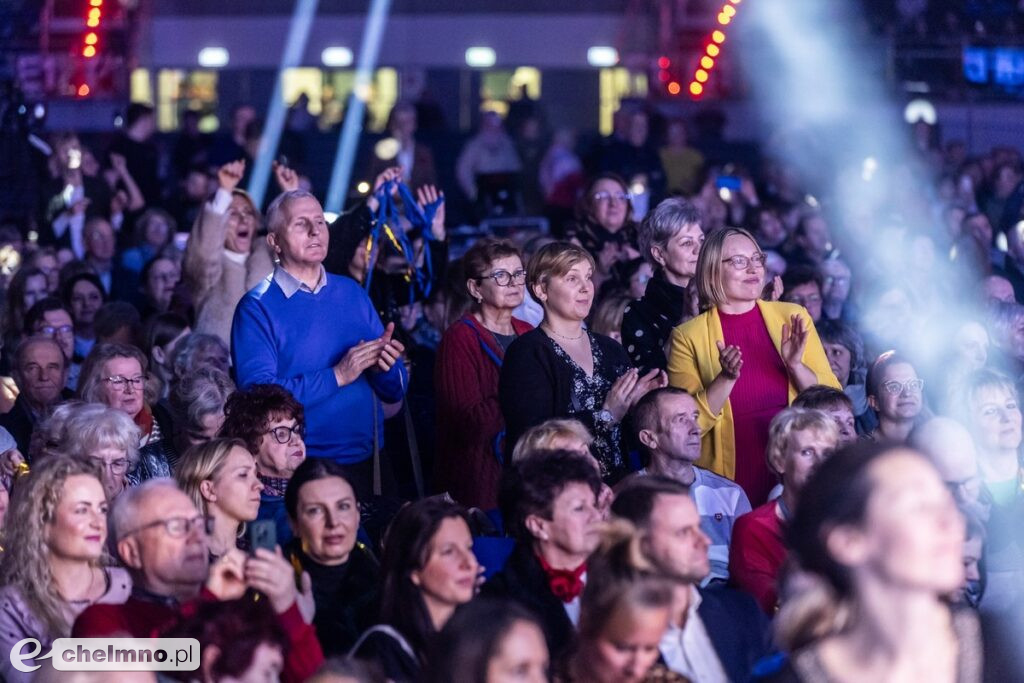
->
<box><xmin>231</xmin><ymin>189</ymin><xmax>407</xmax><ymax>496</ymax></box>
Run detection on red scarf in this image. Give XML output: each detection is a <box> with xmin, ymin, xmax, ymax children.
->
<box><xmin>536</xmin><ymin>553</ymin><xmax>586</xmax><ymax>603</ymax></box>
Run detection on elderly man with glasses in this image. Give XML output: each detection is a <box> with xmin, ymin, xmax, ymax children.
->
<box><xmin>73</xmin><ymin>479</ymin><xmax>323</xmax><ymax>682</ymax></box>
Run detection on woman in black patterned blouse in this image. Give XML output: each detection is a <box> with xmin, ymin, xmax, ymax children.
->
<box><xmin>499</xmin><ymin>242</ymin><xmax>665</xmax><ymax>481</ymax></box>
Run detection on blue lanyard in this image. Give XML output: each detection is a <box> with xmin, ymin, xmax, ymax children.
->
<box><xmin>366</xmin><ymin>180</ymin><xmax>443</xmax><ymax>304</ymax></box>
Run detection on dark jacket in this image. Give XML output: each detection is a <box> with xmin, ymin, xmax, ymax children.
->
<box><xmin>351</xmin><ymin>625</ymin><xmax>420</xmax><ymax>683</ymax></box>
<box><xmin>0</xmin><ymin>395</ymin><xmax>38</xmax><ymax>457</ymax></box>
<box><xmin>698</xmin><ymin>583</ymin><xmax>773</xmax><ymax>683</ymax></box>
<box><xmin>289</xmin><ymin>541</ymin><xmax>380</xmax><ymax>657</ymax></box>
<box><xmin>481</xmin><ymin>542</ymin><xmax>577</xmax><ymax>661</ymax></box>
<box><xmin>621</xmin><ymin>273</ymin><xmax>692</xmax><ymax>372</ymax></box>
<box><xmin>499</xmin><ymin>328</ymin><xmax>631</xmax><ymax>477</ymax></box>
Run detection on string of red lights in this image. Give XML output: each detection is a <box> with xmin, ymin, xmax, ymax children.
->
<box><xmin>75</xmin><ymin>0</ymin><xmax>105</xmax><ymax>97</ymax></box>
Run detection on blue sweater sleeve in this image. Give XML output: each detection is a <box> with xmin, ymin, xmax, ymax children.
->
<box><xmin>231</xmin><ymin>295</ymin><xmax>340</xmax><ymax>408</ymax></box>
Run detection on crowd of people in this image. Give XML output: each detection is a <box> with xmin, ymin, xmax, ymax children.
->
<box><xmin>0</xmin><ymin>91</ymin><xmax>1018</xmax><ymax>683</ymax></box>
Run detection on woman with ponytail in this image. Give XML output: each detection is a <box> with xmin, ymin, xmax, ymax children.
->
<box><xmin>763</xmin><ymin>441</ymin><xmax>982</xmax><ymax>682</ymax></box>
<box><xmin>559</xmin><ymin>520</ymin><xmax>686</xmax><ymax>683</ymax></box>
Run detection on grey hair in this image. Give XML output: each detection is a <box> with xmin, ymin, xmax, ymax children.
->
<box><xmin>78</xmin><ymin>343</ymin><xmax>148</xmax><ymax>405</ymax></box>
<box><xmin>170</xmin><ymin>332</ymin><xmax>229</xmax><ymax>381</ymax></box>
<box><xmin>110</xmin><ymin>477</ymin><xmax>181</xmax><ymax>541</ymax></box>
<box><xmin>63</xmin><ymin>404</ymin><xmax>142</xmax><ymax>469</ymax></box>
<box><xmin>31</xmin><ymin>401</ymin><xmax>102</xmax><ymax>461</ymax></box>
<box><xmin>266</xmin><ymin>189</ymin><xmax>318</xmax><ymax>236</ymax></box>
<box><xmin>13</xmin><ymin>336</ymin><xmax>67</xmax><ymax>377</ymax></box>
<box><xmin>637</xmin><ymin>197</ymin><xmax>703</xmax><ymax>267</ymax></box>
<box><xmin>170</xmin><ymin>367</ymin><xmax>235</xmax><ymax>433</ymax></box>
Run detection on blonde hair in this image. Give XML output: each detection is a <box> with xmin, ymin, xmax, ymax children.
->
<box><xmin>174</xmin><ymin>437</ymin><xmax>249</xmax><ymax>515</ymax></box>
<box><xmin>512</xmin><ymin>418</ymin><xmax>594</xmax><ymax>462</ymax></box>
<box><xmin>590</xmin><ymin>294</ymin><xmax>630</xmax><ymax>340</ymax></box>
<box><xmin>526</xmin><ymin>241</ymin><xmax>596</xmax><ymax>303</ymax></box>
<box><xmin>766</xmin><ymin>407</ymin><xmax>839</xmax><ymax>474</ymax></box>
<box><xmin>694</xmin><ymin>226</ymin><xmax>761</xmax><ymax>310</ymax></box>
<box><xmin>0</xmin><ymin>455</ymin><xmax>107</xmax><ymax>639</ymax></box>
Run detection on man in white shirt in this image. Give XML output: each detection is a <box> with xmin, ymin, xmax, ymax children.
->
<box><xmin>612</xmin><ymin>476</ymin><xmax>771</xmax><ymax>683</ymax></box>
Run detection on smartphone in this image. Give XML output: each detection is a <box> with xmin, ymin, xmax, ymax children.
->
<box><xmin>68</xmin><ymin>148</ymin><xmax>81</xmax><ymax>170</ymax></box>
<box><xmin>715</xmin><ymin>174</ymin><xmax>741</xmax><ymax>191</ymax></box>
<box><xmin>248</xmin><ymin>520</ymin><xmax>277</xmax><ymax>553</ymax></box>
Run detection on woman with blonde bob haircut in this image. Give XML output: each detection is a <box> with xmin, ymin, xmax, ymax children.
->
<box><xmin>0</xmin><ymin>456</ymin><xmax>132</xmax><ymax>681</ymax></box>
<box><xmin>667</xmin><ymin>227</ymin><xmax>838</xmax><ymax>506</ymax></box>
<box><xmin>500</xmin><ymin>242</ymin><xmax>665</xmax><ymax>480</ymax></box>
<box><xmin>175</xmin><ymin>437</ymin><xmax>262</xmax><ymax>560</ymax></box>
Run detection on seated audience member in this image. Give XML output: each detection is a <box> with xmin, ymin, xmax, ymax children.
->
<box><xmin>792</xmin><ymin>384</ymin><xmax>858</xmax><ymax>446</ymax></box>
<box><xmin>0</xmin><ymin>456</ymin><xmax>131</xmax><ymax>682</ymax></box>
<box><xmin>72</xmin><ymin>479</ymin><xmax>323</xmax><ymax>682</ymax></box>
<box><xmin>622</xmin><ymin>198</ymin><xmax>704</xmax><ymax>372</ymax></box>
<box><xmin>864</xmin><ymin>351</ymin><xmax>925</xmax><ymax>444</ymax></box>
<box><xmin>780</xmin><ymin>265</ymin><xmax>824</xmax><ymax>323</ymax></box>
<box><xmin>25</xmin><ymin>297</ymin><xmax>80</xmax><ymax>390</ymax></box>
<box><xmin>78</xmin><ymin>343</ymin><xmax>175</xmax><ymax>478</ymax></box>
<box><xmin>163</xmin><ymin>597</ymin><xmax>288</xmax><ymax>683</ymax></box>
<box><xmin>174</xmin><ymin>438</ymin><xmax>262</xmax><ymax>560</ymax></box>
<box><xmin>351</xmin><ymin>497</ymin><xmax>480</xmax><ymax>682</ymax></box>
<box><xmin>230</xmin><ymin>189</ymin><xmax>408</xmax><ymax>493</ymax></box>
<box><xmin>511</xmin><ymin>418</ymin><xmax>613</xmax><ymax>517</ymax></box>
<box><xmin>2</xmin><ymin>266</ymin><xmax>49</xmax><ymax>369</ymax></box>
<box><xmin>285</xmin><ymin>458</ymin><xmax>380</xmax><ymax>656</ymax></box>
<box><xmin>819</xmin><ymin>257</ymin><xmax>852</xmax><ymax>321</ymax></box>
<box><xmin>141</xmin><ymin>312</ymin><xmax>190</xmax><ymax>401</ymax></box>
<box><xmin>730</xmin><ymin>407</ymin><xmax>838</xmax><ymax>613</ymax></box>
<box><xmin>628</xmin><ymin>387</ymin><xmax>751</xmax><ymax>581</ymax></box>
<box><xmin>219</xmin><ymin>383</ymin><xmax>307</xmax><ymax>547</ymax></box>
<box><xmin>612</xmin><ymin>476</ymin><xmax>771</xmax><ymax>682</ymax></box>
<box><xmin>421</xmin><ymin>598</ymin><xmax>549</xmax><ymax>683</ymax></box>
<box><xmin>0</xmin><ymin>337</ymin><xmax>70</xmax><ymax>455</ymax></box>
<box><xmin>136</xmin><ymin>255</ymin><xmax>181</xmax><ymax>320</ymax></box>
<box><xmin>500</xmin><ymin>241</ymin><xmax>664</xmax><ymax>480</ymax></box>
<box><xmin>63</xmin><ymin>403</ymin><xmax>142</xmax><ymax>500</ymax></box>
<box><xmin>434</xmin><ymin>238</ymin><xmax>532</xmax><ymax>510</ymax></box>
<box><xmin>814</xmin><ymin>319</ymin><xmax>875</xmax><ymax>434</ymax></box>
<box><xmin>560</xmin><ymin>522</ymin><xmax>685</xmax><ymax>683</ymax></box>
<box><xmin>168</xmin><ymin>367</ymin><xmax>235</xmax><ymax>455</ymax></box>
<box><xmin>169</xmin><ymin>332</ymin><xmax>231</xmax><ymax>383</ymax></box>
<box><xmin>909</xmin><ymin>417</ymin><xmax>988</xmax><ymax>522</ymax></box>
<box><xmin>482</xmin><ymin>450</ymin><xmax>603</xmax><ymax>660</ymax></box>
<box><xmin>62</xmin><ymin>272</ymin><xmax>106</xmax><ymax>360</ymax></box>
<box><xmin>766</xmin><ymin>442</ymin><xmax>978</xmax><ymax>682</ymax></box>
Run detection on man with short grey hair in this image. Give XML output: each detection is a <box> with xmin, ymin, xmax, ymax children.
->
<box><xmin>0</xmin><ymin>336</ymin><xmax>69</xmax><ymax>454</ymax></box>
<box><xmin>231</xmin><ymin>190</ymin><xmax>407</xmax><ymax>497</ymax></box>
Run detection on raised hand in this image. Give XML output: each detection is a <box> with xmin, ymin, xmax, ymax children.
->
<box><xmin>780</xmin><ymin>314</ymin><xmax>809</xmax><ymax>368</ymax></box>
<box><xmin>769</xmin><ymin>275</ymin><xmax>783</xmax><ymax>301</ymax></box>
<box><xmin>627</xmin><ymin>368</ymin><xmax>668</xmax><ymax>406</ymax></box>
<box><xmin>272</xmin><ymin>160</ymin><xmax>300</xmax><ymax>193</ymax></box>
<box><xmin>716</xmin><ymin>340</ymin><xmax>743</xmax><ymax>380</ymax></box>
<box><xmin>416</xmin><ymin>184</ymin><xmax>446</xmax><ymax>240</ymax></box>
<box><xmin>367</xmin><ymin>166</ymin><xmax>403</xmax><ymax>212</ymax></box>
<box><xmin>218</xmin><ymin>159</ymin><xmax>246</xmax><ymax>192</ymax></box>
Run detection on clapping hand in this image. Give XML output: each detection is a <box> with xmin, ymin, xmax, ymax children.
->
<box><xmin>716</xmin><ymin>340</ymin><xmax>743</xmax><ymax>379</ymax></box>
<box><xmin>780</xmin><ymin>314</ymin><xmax>809</xmax><ymax>369</ymax></box>
<box><xmin>374</xmin><ymin>322</ymin><xmax>406</xmax><ymax>373</ymax></box>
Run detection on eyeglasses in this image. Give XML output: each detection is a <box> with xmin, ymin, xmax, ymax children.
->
<box><xmin>881</xmin><ymin>379</ymin><xmax>924</xmax><ymax>396</ymax></box>
<box><xmin>721</xmin><ymin>253</ymin><xmax>767</xmax><ymax>270</ymax></box>
<box><xmin>90</xmin><ymin>456</ymin><xmax>129</xmax><ymax>474</ymax></box>
<box><xmin>103</xmin><ymin>375</ymin><xmax>145</xmax><ymax>392</ymax></box>
<box><xmin>478</xmin><ymin>269</ymin><xmax>527</xmax><ymax>287</ymax></box>
<box><xmin>592</xmin><ymin>191</ymin><xmax>630</xmax><ymax>204</ymax></box>
<box><xmin>124</xmin><ymin>515</ymin><xmax>214</xmax><ymax>538</ymax></box>
<box><xmin>784</xmin><ymin>293</ymin><xmax>822</xmax><ymax>305</ymax></box>
<box><xmin>265</xmin><ymin>424</ymin><xmax>303</xmax><ymax>444</ymax></box>
<box><xmin>39</xmin><ymin>324</ymin><xmax>73</xmax><ymax>337</ymax></box>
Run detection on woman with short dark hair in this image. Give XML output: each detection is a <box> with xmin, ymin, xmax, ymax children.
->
<box><xmin>435</xmin><ymin>238</ymin><xmax>533</xmax><ymax>509</ymax></box>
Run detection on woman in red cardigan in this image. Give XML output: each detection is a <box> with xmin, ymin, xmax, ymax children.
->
<box><xmin>434</xmin><ymin>238</ymin><xmax>533</xmax><ymax>509</ymax></box>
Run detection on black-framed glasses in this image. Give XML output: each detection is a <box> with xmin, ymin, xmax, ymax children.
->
<box><xmin>783</xmin><ymin>293</ymin><xmax>822</xmax><ymax>305</ymax></box>
<box><xmin>477</xmin><ymin>269</ymin><xmax>526</xmax><ymax>287</ymax></box>
<box><xmin>103</xmin><ymin>375</ymin><xmax>145</xmax><ymax>392</ymax></box>
<box><xmin>881</xmin><ymin>379</ymin><xmax>924</xmax><ymax>396</ymax></box>
<box><xmin>124</xmin><ymin>515</ymin><xmax>214</xmax><ymax>538</ymax></box>
<box><xmin>722</xmin><ymin>253</ymin><xmax>767</xmax><ymax>270</ymax></box>
<box><xmin>39</xmin><ymin>324</ymin><xmax>73</xmax><ymax>337</ymax></box>
<box><xmin>265</xmin><ymin>424</ymin><xmax>304</xmax><ymax>444</ymax></box>
<box><xmin>592</xmin><ymin>191</ymin><xmax>630</xmax><ymax>204</ymax></box>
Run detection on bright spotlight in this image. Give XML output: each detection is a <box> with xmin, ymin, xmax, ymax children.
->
<box><xmin>587</xmin><ymin>46</ymin><xmax>619</xmax><ymax>67</ymax></box>
<box><xmin>198</xmin><ymin>47</ymin><xmax>229</xmax><ymax>68</ymax></box>
<box><xmin>356</xmin><ymin>181</ymin><xmax>371</xmax><ymax>194</ymax></box>
<box><xmin>321</xmin><ymin>46</ymin><xmax>353</xmax><ymax>67</ymax></box>
<box><xmin>374</xmin><ymin>137</ymin><xmax>400</xmax><ymax>160</ymax></box>
<box><xmin>861</xmin><ymin>156</ymin><xmax>878</xmax><ymax>182</ymax></box>
<box><xmin>903</xmin><ymin>98</ymin><xmax>937</xmax><ymax>125</ymax></box>
<box><xmin>324</xmin><ymin>211</ymin><xmax>340</xmax><ymax>223</ymax></box>
<box><xmin>465</xmin><ymin>47</ymin><xmax>496</xmax><ymax>68</ymax></box>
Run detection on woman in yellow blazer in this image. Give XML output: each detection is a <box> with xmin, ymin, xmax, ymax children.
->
<box><xmin>667</xmin><ymin>227</ymin><xmax>839</xmax><ymax>505</ymax></box>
